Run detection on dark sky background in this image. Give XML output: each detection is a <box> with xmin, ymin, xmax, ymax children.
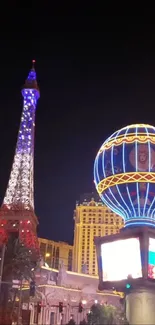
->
<box><xmin>0</xmin><ymin>9</ymin><xmax>155</xmax><ymax>244</ymax></box>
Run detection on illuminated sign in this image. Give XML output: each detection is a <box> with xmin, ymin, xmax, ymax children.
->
<box><xmin>101</xmin><ymin>237</ymin><xmax>142</xmax><ymax>281</ymax></box>
<box><xmin>148</xmin><ymin>237</ymin><xmax>155</xmax><ymax>279</ymax></box>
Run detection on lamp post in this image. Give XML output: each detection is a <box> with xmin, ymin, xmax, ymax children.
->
<box><xmin>0</xmin><ymin>244</ymin><xmax>6</xmax><ymax>294</ymax></box>
<box><xmin>17</xmin><ymin>280</ymin><xmax>23</xmax><ymax>325</ymax></box>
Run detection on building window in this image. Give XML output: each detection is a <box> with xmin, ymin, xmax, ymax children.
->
<box><xmin>52</xmin><ymin>246</ymin><xmax>55</xmax><ymax>268</ymax></box>
<box><xmin>68</xmin><ymin>249</ymin><xmax>72</xmax><ymax>271</ymax></box>
<box><xmin>55</xmin><ymin>247</ymin><xmax>59</xmax><ymax>269</ymax></box>
<box><xmin>105</xmin><ymin>226</ymin><xmax>108</xmax><ymax>235</ymax></box>
<box><xmin>40</xmin><ymin>242</ymin><xmax>46</xmax><ymax>258</ymax></box>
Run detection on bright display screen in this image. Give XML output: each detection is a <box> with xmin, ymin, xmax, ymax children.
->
<box><xmin>101</xmin><ymin>237</ymin><xmax>142</xmax><ymax>281</ymax></box>
<box><xmin>148</xmin><ymin>237</ymin><xmax>155</xmax><ymax>279</ymax></box>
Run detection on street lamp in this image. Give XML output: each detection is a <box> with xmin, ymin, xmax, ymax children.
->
<box><xmin>81</xmin><ymin>300</ymin><xmax>87</xmax><ymax>305</ymax></box>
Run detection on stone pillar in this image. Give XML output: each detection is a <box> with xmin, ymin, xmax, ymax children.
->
<box><xmin>29</xmin><ymin>303</ymin><xmax>35</xmax><ymax>325</ymax></box>
<box><xmin>126</xmin><ymin>288</ymin><xmax>155</xmax><ymax>325</ymax></box>
<box><xmin>44</xmin><ymin>307</ymin><xmax>50</xmax><ymax>325</ymax></box>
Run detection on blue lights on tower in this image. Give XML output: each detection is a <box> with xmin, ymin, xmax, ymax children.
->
<box><xmin>18</xmin><ymin>63</ymin><xmax>40</xmax><ymax>156</ymax></box>
<box><xmin>3</xmin><ymin>60</ymin><xmax>40</xmax><ymax>210</ymax></box>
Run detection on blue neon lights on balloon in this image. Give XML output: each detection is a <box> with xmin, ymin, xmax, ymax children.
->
<box><xmin>94</xmin><ymin>124</ymin><xmax>155</xmax><ymax>228</ymax></box>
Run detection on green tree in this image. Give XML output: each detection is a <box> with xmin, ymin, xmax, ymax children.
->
<box><xmin>87</xmin><ymin>304</ymin><xmax>105</xmax><ymax>324</ymax></box>
<box><xmin>66</xmin><ymin>319</ymin><xmax>76</xmax><ymax>325</ymax></box>
<box><xmin>87</xmin><ymin>303</ymin><xmax>127</xmax><ymax>325</ymax></box>
<box><xmin>79</xmin><ymin>320</ymin><xmax>88</xmax><ymax>325</ymax></box>
<box><xmin>0</xmin><ymin>233</ymin><xmax>39</xmax><ymax>324</ymax></box>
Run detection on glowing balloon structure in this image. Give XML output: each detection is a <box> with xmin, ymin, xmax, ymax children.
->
<box><xmin>94</xmin><ymin>124</ymin><xmax>155</xmax><ymax>228</ymax></box>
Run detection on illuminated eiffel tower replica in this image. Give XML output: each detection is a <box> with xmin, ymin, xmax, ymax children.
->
<box><xmin>0</xmin><ymin>61</ymin><xmax>40</xmax><ymax>252</ymax></box>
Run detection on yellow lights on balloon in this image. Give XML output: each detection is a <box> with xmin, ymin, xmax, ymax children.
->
<box><xmin>97</xmin><ymin>172</ymin><xmax>155</xmax><ymax>195</ymax></box>
<box><xmin>122</xmin><ymin>124</ymin><xmax>154</xmax><ymax>128</ymax></box>
<box><xmin>98</xmin><ymin>134</ymin><xmax>155</xmax><ymax>153</ymax></box>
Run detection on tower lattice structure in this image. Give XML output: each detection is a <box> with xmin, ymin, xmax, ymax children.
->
<box><xmin>0</xmin><ymin>61</ymin><xmax>40</xmax><ymax>251</ymax></box>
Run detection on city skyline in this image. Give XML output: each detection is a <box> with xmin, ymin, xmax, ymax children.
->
<box><xmin>1</xmin><ymin>12</ymin><xmax>155</xmax><ymax>244</ymax></box>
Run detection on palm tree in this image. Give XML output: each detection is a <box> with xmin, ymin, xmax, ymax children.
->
<box><xmin>0</xmin><ymin>232</ymin><xmax>40</xmax><ymax>325</ymax></box>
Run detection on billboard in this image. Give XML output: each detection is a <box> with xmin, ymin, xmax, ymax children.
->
<box><xmin>148</xmin><ymin>237</ymin><xmax>155</xmax><ymax>279</ymax></box>
<box><xmin>101</xmin><ymin>237</ymin><xmax>142</xmax><ymax>281</ymax></box>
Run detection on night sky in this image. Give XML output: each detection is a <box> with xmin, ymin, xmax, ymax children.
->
<box><xmin>0</xmin><ymin>9</ymin><xmax>155</xmax><ymax>244</ymax></box>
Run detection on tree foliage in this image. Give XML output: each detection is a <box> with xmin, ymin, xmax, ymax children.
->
<box><xmin>79</xmin><ymin>320</ymin><xmax>88</xmax><ymax>325</ymax></box>
<box><xmin>87</xmin><ymin>303</ymin><xmax>128</xmax><ymax>325</ymax></box>
<box><xmin>0</xmin><ymin>233</ymin><xmax>40</xmax><ymax>324</ymax></box>
<box><xmin>2</xmin><ymin>233</ymin><xmax>38</xmax><ymax>282</ymax></box>
<box><xmin>66</xmin><ymin>319</ymin><xmax>76</xmax><ymax>325</ymax></box>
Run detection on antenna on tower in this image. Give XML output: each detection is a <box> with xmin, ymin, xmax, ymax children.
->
<box><xmin>32</xmin><ymin>59</ymin><xmax>36</xmax><ymax>70</ymax></box>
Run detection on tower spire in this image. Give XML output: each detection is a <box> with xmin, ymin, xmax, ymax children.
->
<box><xmin>0</xmin><ymin>62</ymin><xmax>40</xmax><ymax>250</ymax></box>
<box><xmin>32</xmin><ymin>59</ymin><xmax>35</xmax><ymax>69</ymax></box>
<box><xmin>22</xmin><ymin>60</ymin><xmax>40</xmax><ymax>96</ymax></box>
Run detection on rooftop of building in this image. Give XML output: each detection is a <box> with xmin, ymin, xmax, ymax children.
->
<box><xmin>76</xmin><ymin>192</ymin><xmax>104</xmax><ymax>206</ymax></box>
<box><xmin>35</xmin><ymin>266</ymin><xmax>123</xmax><ymax>303</ymax></box>
<box><xmin>38</xmin><ymin>237</ymin><xmax>73</xmax><ymax>247</ymax></box>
